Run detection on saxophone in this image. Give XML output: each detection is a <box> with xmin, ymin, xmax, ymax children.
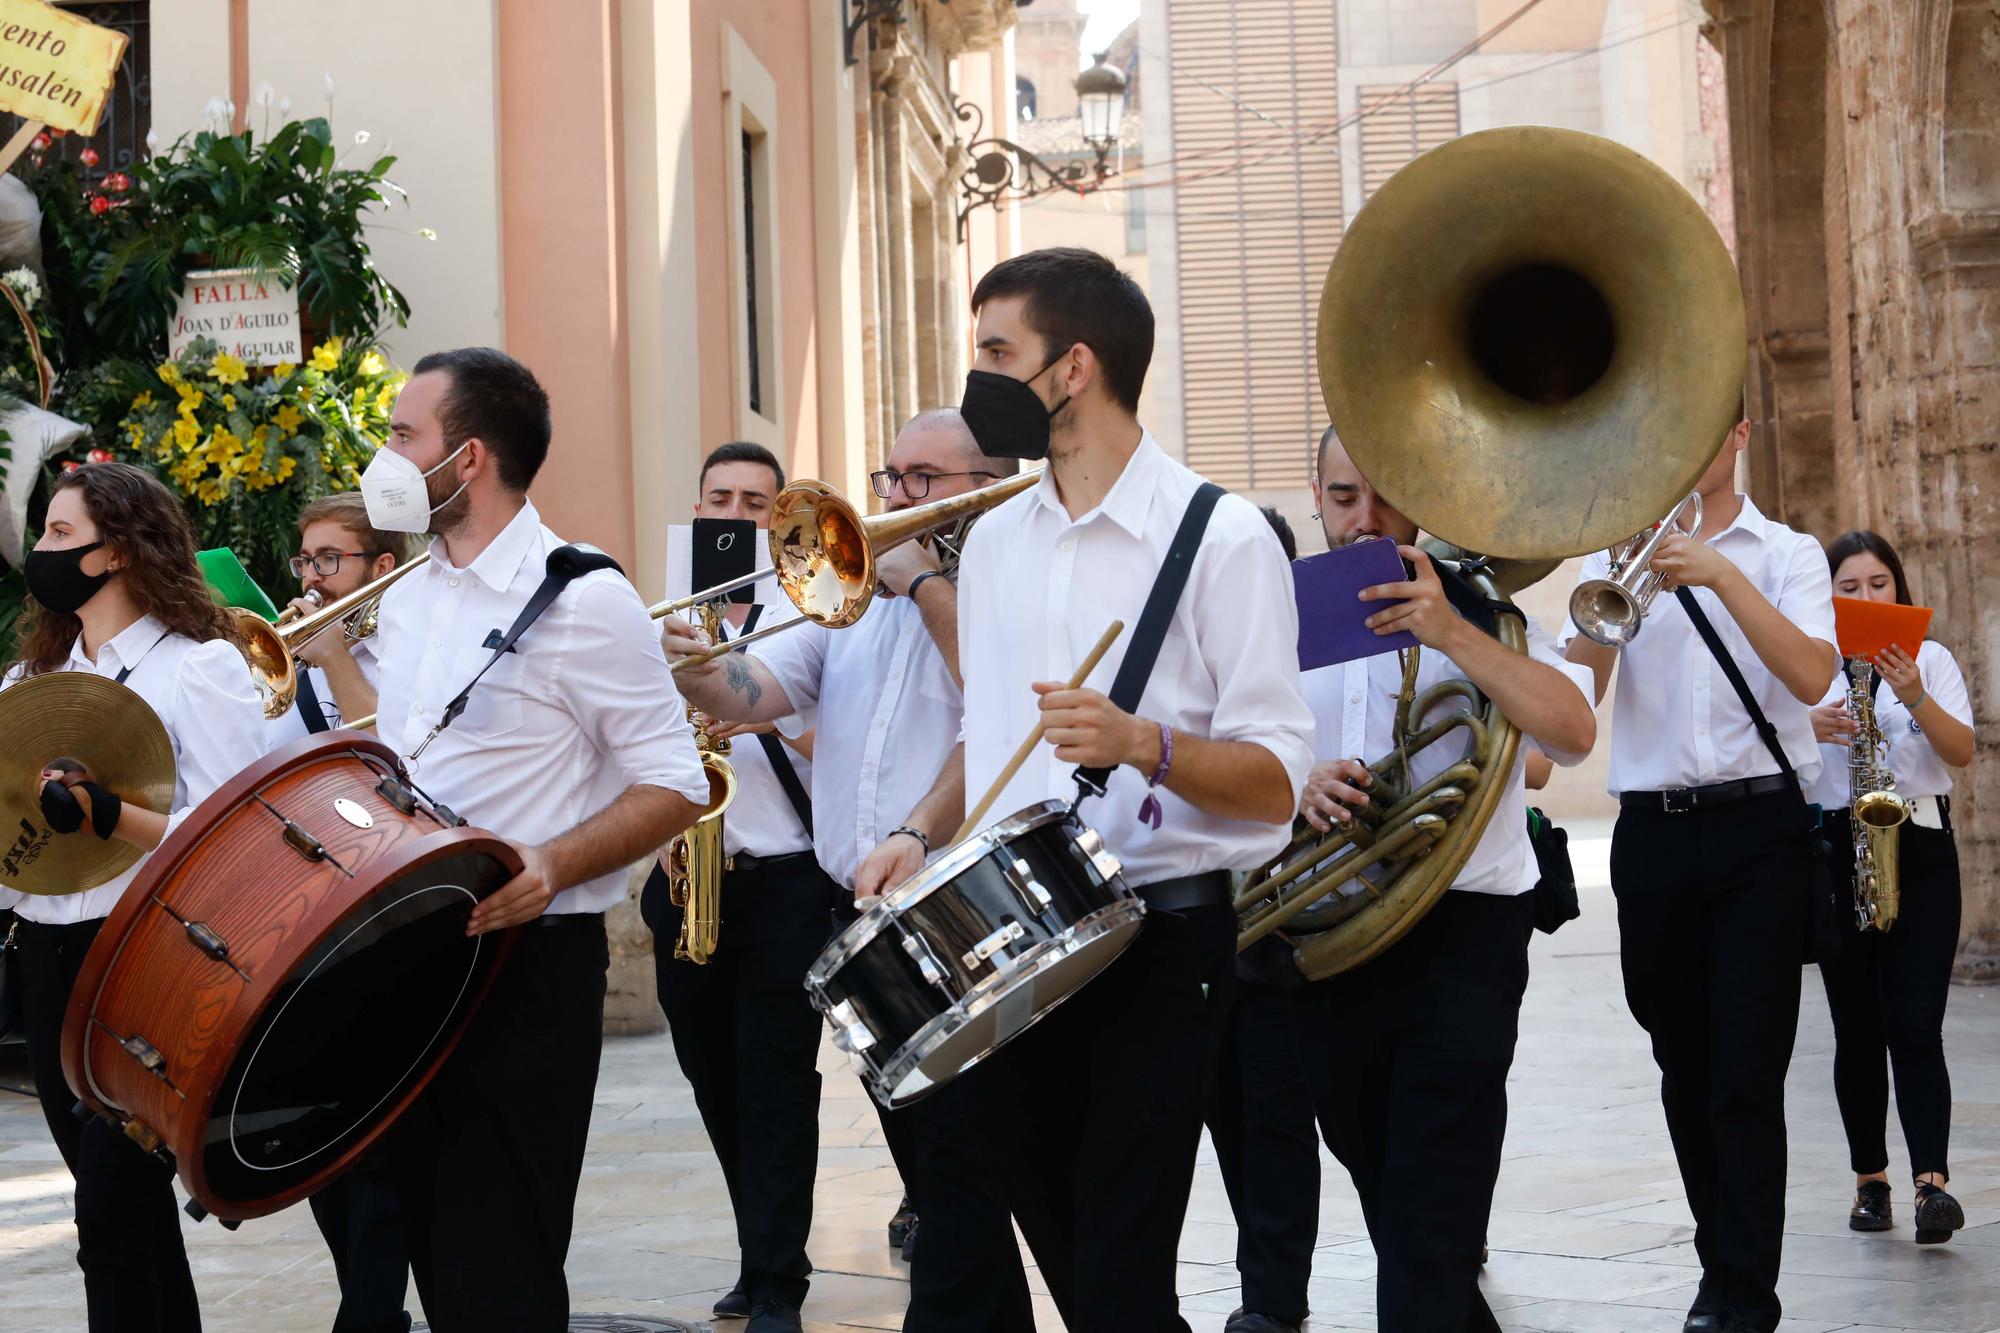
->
<box><xmin>664</xmin><ymin>600</ymin><xmax>737</xmax><ymax>963</ymax></box>
<box><xmin>1847</xmin><ymin>658</ymin><xmax>1910</xmax><ymax>933</ymax></box>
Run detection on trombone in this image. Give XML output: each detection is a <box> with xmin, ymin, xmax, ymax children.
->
<box><xmin>651</xmin><ymin>467</ymin><xmax>1042</xmax><ymax>670</ymax></box>
<box><xmin>229</xmin><ymin>554</ymin><xmax>432</xmax><ymax>718</ymax></box>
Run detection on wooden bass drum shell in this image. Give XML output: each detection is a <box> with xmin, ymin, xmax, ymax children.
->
<box><xmin>60</xmin><ymin>731</ymin><xmax>522</xmax><ymax>1221</ymax></box>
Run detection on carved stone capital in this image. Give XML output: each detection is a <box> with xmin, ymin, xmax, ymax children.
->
<box><xmin>1911</xmin><ymin>209</ymin><xmax>2000</xmax><ymax>284</ymax></box>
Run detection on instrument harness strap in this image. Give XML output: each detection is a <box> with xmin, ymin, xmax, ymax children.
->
<box><xmin>294</xmin><ymin>668</ymin><xmax>333</xmax><ymax>734</ymax></box>
<box><xmin>408</xmin><ymin>544</ymin><xmax>623</xmax><ymax>764</ymax></box>
<box><xmin>1672</xmin><ymin>586</ymin><xmax>1795</xmax><ymax>785</ymax></box>
<box><xmin>1072</xmin><ymin>481</ymin><xmax>1225</xmax><ymax>805</ymax></box>
<box><xmin>728</xmin><ymin>602</ymin><xmax>814</xmax><ymax>840</ymax></box>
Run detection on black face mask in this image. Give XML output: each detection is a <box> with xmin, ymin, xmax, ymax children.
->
<box><xmin>25</xmin><ymin>541</ymin><xmax>113</xmax><ymax>616</ymax></box>
<box><xmin>959</xmin><ymin>347</ymin><xmax>1074</xmax><ymax>461</ymax></box>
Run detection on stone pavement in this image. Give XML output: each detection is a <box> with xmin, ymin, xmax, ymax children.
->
<box><xmin>7</xmin><ymin>824</ymin><xmax>2000</xmax><ymax>1331</ymax></box>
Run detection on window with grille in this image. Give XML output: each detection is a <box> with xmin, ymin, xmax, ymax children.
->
<box><xmin>1164</xmin><ymin>0</ymin><xmax>1343</xmax><ymax>492</ymax></box>
<box><xmin>1358</xmin><ymin>83</ymin><xmax>1460</xmax><ymax>203</ymax></box>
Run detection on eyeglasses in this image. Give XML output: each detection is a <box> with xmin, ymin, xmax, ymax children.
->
<box><xmin>870</xmin><ymin>469</ymin><xmax>996</xmax><ymax>501</ymax></box>
<box><xmin>290</xmin><ymin>550</ymin><xmax>370</xmax><ymax>578</ymax></box>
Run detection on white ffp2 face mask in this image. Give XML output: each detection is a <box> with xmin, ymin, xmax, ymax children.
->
<box><xmin>360</xmin><ymin>441</ymin><xmax>469</xmax><ymax>533</ymax></box>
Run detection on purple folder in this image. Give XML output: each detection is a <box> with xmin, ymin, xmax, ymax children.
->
<box><xmin>1294</xmin><ymin>538</ymin><xmax>1418</xmax><ymax>671</ymax></box>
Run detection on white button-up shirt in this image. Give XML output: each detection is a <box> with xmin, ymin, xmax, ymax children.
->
<box><xmin>1806</xmin><ymin>640</ymin><xmax>1972</xmax><ymax>807</ymax></box>
<box><xmin>956</xmin><ymin>432</ymin><xmax>1317</xmax><ymax>885</ymax></box>
<box><xmin>756</xmin><ymin>596</ymin><xmax>961</xmax><ymax>890</ymax></box>
<box><xmin>1300</xmin><ymin>616</ymin><xmax>1591</xmax><ymax>897</ymax></box>
<box><xmin>265</xmin><ymin>635</ymin><xmax>380</xmax><ymax>749</ymax></box>
<box><xmin>1559</xmin><ymin>496</ymin><xmax>1836</xmax><ymax>796</ymax></box>
<box><xmin>372</xmin><ymin>501</ymin><xmax>711</xmax><ymax>916</ymax></box>
<box><xmin>0</xmin><ymin>616</ymin><xmax>267</xmax><ymax>924</ymax></box>
<box><xmin>713</xmin><ymin>605</ymin><xmax>813</xmax><ymax>861</ymax></box>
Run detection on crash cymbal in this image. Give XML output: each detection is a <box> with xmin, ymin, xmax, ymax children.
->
<box><xmin>0</xmin><ymin>672</ymin><xmax>176</xmax><ymax>895</ymax></box>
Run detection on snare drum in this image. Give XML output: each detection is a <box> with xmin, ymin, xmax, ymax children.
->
<box><xmin>807</xmin><ymin>800</ymin><xmax>1144</xmax><ymax>1106</ymax></box>
<box><xmin>62</xmin><ymin>732</ymin><xmax>522</xmax><ymax>1221</ymax></box>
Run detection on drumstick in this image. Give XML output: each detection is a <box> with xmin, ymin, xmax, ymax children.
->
<box><xmin>950</xmin><ymin>619</ymin><xmax>1124</xmax><ymax>846</ymax></box>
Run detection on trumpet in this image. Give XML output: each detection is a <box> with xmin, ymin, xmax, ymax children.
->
<box><xmin>230</xmin><ymin>554</ymin><xmax>432</xmax><ymax>718</ymax></box>
<box><xmin>651</xmin><ymin>467</ymin><xmax>1042</xmax><ymax>669</ymax></box>
<box><xmin>1568</xmin><ymin>491</ymin><xmax>1704</xmax><ymax>647</ymax></box>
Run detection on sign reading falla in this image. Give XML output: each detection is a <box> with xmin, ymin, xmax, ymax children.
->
<box><xmin>0</xmin><ymin>0</ymin><xmax>126</xmax><ymax>135</ymax></box>
<box><xmin>170</xmin><ymin>269</ymin><xmax>305</xmax><ymax>367</ymax></box>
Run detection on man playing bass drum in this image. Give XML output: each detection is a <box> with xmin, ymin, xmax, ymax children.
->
<box><xmin>1563</xmin><ymin>416</ymin><xmax>1837</xmax><ymax>1333</ymax></box>
<box><xmin>1286</xmin><ymin>428</ymin><xmax>1595</xmax><ymax>1333</ymax></box>
<box><xmin>360</xmin><ymin>347</ymin><xmax>711</xmax><ymax>1332</ymax></box>
<box><xmin>871</xmin><ymin>247</ymin><xmax>1317</xmax><ymax>1332</ymax></box>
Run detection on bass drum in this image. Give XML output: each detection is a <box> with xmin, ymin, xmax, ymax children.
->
<box><xmin>62</xmin><ymin>732</ymin><xmax>521</xmax><ymax>1221</ymax></box>
<box><xmin>807</xmin><ymin>800</ymin><xmax>1144</xmax><ymax>1106</ymax></box>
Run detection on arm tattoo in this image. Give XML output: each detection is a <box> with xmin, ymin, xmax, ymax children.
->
<box><xmin>722</xmin><ymin>652</ymin><xmax>763</xmax><ymax>710</ymax></box>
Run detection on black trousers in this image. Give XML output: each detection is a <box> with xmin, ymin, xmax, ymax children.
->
<box><xmin>1818</xmin><ymin>811</ymin><xmax>1960</xmax><ymax>1180</ymax></box>
<box><xmin>823</xmin><ymin>895</ymin><xmax>1025</xmax><ymax>1332</ymax></box>
<box><xmin>643</xmin><ymin>857</ymin><xmax>830</xmax><ymax>1309</ymax></box>
<box><xmin>1204</xmin><ymin>977</ymin><xmax>1319</xmax><ymax>1325</ymax></box>
<box><xmin>961</xmin><ymin>902</ymin><xmax>1238</xmax><ymax>1332</ymax></box>
<box><xmin>387</xmin><ymin>913</ymin><xmax>609</xmax><ymax>1333</ymax></box>
<box><xmin>16</xmin><ymin>915</ymin><xmax>202</xmax><ymax>1333</ymax></box>
<box><xmin>1294</xmin><ymin>890</ymin><xmax>1535</xmax><ymax>1333</ymax></box>
<box><xmin>308</xmin><ymin>1147</ymin><xmax>413</xmax><ymax>1333</ymax></box>
<box><xmin>1613</xmin><ymin>788</ymin><xmax>1809</xmax><ymax>1333</ymax></box>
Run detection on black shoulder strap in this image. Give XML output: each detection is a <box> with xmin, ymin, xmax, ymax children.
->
<box><xmin>413</xmin><ymin>544</ymin><xmax>623</xmax><ymax>758</ymax></box>
<box><xmin>294</xmin><ymin>668</ymin><xmax>333</xmax><ymax>734</ymax></box>
<box><xmin>1074</xmin><ymin>482</ymin><xmax>1226</xmax><ymax>797</ymax></box>
<box><xmin>726</xmin><ymin>604</ymin><xmax>814</xmax><ymax>839</ymax></box>
<box><xmin>1672</xmin><ymin>586</ymin><xmax>1796</xmax><ymax>782</ymax></box>
<box><xmin>112</xmin><ymin>630</ymin><xmax>172</xmax><ymax>685</ymax></box>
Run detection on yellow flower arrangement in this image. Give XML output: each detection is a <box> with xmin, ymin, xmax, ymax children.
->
<box><xmin>209</xmin><ymin>351</ymin><xmax>249</xmax><ymax>385</ymax></box>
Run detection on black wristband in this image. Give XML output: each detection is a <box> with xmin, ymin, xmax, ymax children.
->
<box><xmin>82</xmin><ymin>783</ymin><xmax>122</xmax><ymax>841</ymax></box>
<box><xmin>889</xmin><ymin>825</ymin><xmax>931</xmax><ymax>855</ymax></box>
<box><xmin>907</xmin><ymin>571</ymin><xmax>945</xmax><ymax>604</ymax></box>
<box><xmin>38</xmin><ymin>779</ymin><xmax>84</xmax><ymax>834</ymax></box>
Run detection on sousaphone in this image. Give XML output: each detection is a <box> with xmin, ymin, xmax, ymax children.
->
<box><xmin>1234</xmin><ymin>126</ymin><xmax>1746</xmax><ymax>981</ymax></box>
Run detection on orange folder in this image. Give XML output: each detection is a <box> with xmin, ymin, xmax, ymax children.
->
<box><xmin>1833</xmin><ymin>596</ymin><xmax>1932</xmax><ymax>661</ymax></box>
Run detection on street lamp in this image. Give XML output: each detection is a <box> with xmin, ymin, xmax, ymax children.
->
<box><xmin>1075</xmin><ymin>51</ymin><xmax>1129</xmax><ymax>162</ymax></box>
<box><xmin>954</xmin><ymin>51</ymin><xmax>1131</xmax><ymax>238</ymax></box>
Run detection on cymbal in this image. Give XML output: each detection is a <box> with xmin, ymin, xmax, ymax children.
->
<box><xmin>0</xmin><ymin>672</ymin><xmax>176</xmax><ymax>895</ymax></box>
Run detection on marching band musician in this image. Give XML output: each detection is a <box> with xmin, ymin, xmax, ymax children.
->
<box><xmin>266</xmin><ymin>491</ymin><xmax>416</xmax><ymax>744</ymax></box>
<box><xmin>875</xmin><ymin>247</ymin><xmax>1318</xmax><ymax>1331</ymax></box>
<box><xmin>359</xmin><ymin>347</ymin><xmax>711</xmax><ymax>1332</ymax></box>
<box><xmin>665</xmin><ymin>409</ymin><xmax>1029</xmax><ymax>1333</ymax></box>
<box><xmin>639</xmin><ymin>440</ymin><xmax>825</xmax><ymax>1325</ymax></box>
<box><xmin>1562</xmin><ymin>416</ymin><xmax>1838</xmax><ymax>1333</ymax></box>
<box><xmin>1290</xmin><ymin>429</ymin><xmax>1597</xmax><ymax>1333</ymax></box>
<box><xmin>268</xmin><ymin>490</ymin><xmax>416</xmax><ymax>1333</ymax></box>
<box><xmin>2</xmin><ymin>462</ymin><xmax>267</xmax><ymax>1332</ymax></box>
<box><xmin>1807</xmin><ymin>531</ymin><xmax>1973</xmax><ymax>1243</ymax></box>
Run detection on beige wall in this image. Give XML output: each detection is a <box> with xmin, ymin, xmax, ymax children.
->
<box><xmin>215</xmin><ymin>0</ymin><xmax>506</xmax><ymax>364</ymax></box>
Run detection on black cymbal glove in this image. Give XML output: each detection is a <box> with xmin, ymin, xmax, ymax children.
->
<box><xmin>38</xmin><ymin>776</ymin><xmax>85</xmax><ymax>834</ymax></box>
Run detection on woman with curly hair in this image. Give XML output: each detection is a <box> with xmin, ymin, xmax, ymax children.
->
<box><xmin>0</xmin><ymin>461</ymin><xmax>266</xmax><ymax>1331</ymax></box>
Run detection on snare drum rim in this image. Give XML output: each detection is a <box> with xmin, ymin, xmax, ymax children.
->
<box><xmin>871</xmin><ymin>897</ymin><xmax>1148</xmax><ymax>1106</ymax></box>
<box><xmin>61</xmin><ymin>730</ymin><xmax>524</xmax><ymax>1221</ymax></box>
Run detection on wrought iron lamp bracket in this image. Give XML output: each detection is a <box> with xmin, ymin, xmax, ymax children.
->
<box><xmin>951</xmin><ymin>96</ymin><xmax>1113</xmax><ymax>240</ymax></box>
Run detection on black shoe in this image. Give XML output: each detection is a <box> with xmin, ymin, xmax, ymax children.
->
<box><xmin>1850</xmin><ymin>1179</ymin><xmax>1893</xmax><ymax>1232</ymax></box>
<box><xmin>887</xmin><ymin>1195</ymin><xmax>916</xmax><ymax>1248</ymax></box>
<box><xmin>1915</xmin><ymin>1181</ymin><xmax>1965</xmax><ymax>1243</ymax></box>
<box><xmin>713</xmin><ymin>1282</ymin><xmax>751</xmax><ymax>1319</ymax></box>
<box><xmin>901</xmin><ymin>1214</ymin><xmax>918</xmax><ymax>1262</ymax></box>
<box><xmin>747</xmin><ymin>1300</ymin><xmax>805</xmax><ymax>1333</ymax></box>
<box><xmin>1224</xmin><ymin>1311</ymin><xmax>1302</xmax><ymax>1333</ymax></box>
<box><xmin>1682</xmin><ymin>1313</ymin><xmax>1723</xmax><ymax>1333</ymax></box>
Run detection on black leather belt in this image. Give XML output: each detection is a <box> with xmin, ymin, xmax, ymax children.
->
<box><xmin>729</xmin><ymin>850</ymin><xmax>817</xmax><ymax>875</ymax></box>
<box><xmin>1133</xmin><ymin>870</ymin><xmax>1232</xmax><ymax>913</ymax></box>
<box><xmin>1620</xmin><ymin>773</ymin><xmax>1794</xmax><ymax>814</ymax></box>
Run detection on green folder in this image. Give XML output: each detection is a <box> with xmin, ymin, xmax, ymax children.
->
<box><xmin>197</xmin><ymin>548</ymin><xmax>280</xmax><ymax>621</ymax></box>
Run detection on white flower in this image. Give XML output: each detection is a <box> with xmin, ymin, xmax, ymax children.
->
<box><xmin>255</xmin><ymin>81</ymin><xmax>274</xmax><ymax>108</ymax></box>
<box><xmin>279</xmin><ymin>97</ymin><xmax>291</xmax><ymax>117</ymax></box>
<box><xmin>418</xmin><ymin>228</ymin><xmax>437</xmax><ymax>241</ymax></box>
<box><xmin>353</xmin><ymin>130</ymin><xmax>371</xmax><ymax>146</ymax></box>
<box><xmin>145</xmin><ymin>127</ymin><xmax>160</xmax><ymax>154</ymax></box>
<box><xmin>325</xmin><ymin>73</ymin><xmax>336</xmax><ymax>100</ymax></box>
<box><xmin>3</xmin><ymin>268</ymin><xmax>41</xmax><ymax>308</ymax></box>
